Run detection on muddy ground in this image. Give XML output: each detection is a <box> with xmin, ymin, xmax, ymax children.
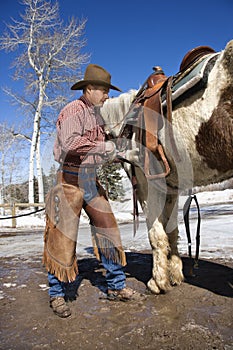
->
<box><xmin>0</xmin><ymin>250</ymin><xmax>232</xmax><ymax>350</ymax></box>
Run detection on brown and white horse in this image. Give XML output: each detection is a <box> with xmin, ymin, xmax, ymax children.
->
<box><xmin>101</xmin><ymin>40</ymin><xmax>233</xmax><ymax>294</ymax></box>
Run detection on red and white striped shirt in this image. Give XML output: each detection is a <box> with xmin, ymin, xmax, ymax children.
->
<box><xmin>53</xmin><ymin>95</ymin><xmax>106</xmax><ymax>167</ymax></box>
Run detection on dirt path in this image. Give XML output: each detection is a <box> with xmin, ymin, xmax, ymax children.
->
<box><xmin>0</xmin><ymin>251</ymin><xmax>232</xmax><ymax>350</ymax></box>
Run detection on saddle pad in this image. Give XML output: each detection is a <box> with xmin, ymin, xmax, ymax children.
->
<box><xmin>162</xmin><ymin>52</ymin><xmax>219</xmax><ymax>107</ymax></box>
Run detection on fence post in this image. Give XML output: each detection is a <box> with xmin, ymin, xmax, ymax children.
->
<box><xmin>11</xmin><ymin>203</ymin><xmax>16</xmax><ymax>228</ymax></box>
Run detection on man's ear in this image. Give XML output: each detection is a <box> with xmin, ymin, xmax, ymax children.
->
<box><xmin>85</xmin><ymin>84</ymin><xmax>92</xmax><ymax>93</ymax></box>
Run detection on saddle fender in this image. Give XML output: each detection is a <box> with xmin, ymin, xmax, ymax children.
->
<box><xmin>136</xmin><ymin>68</ymin><xmax>171</xmax><ymax>178</ymax></box>
<box><xmin>141</xmin><ymin>68</ymin><xmax>168</xmax><ymax>153</ymax></box>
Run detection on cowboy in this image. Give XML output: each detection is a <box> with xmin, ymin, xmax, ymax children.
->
<box><xmin>43</xmin><ymin>64</ymin><xmax>141</xmax><ymax>318</ymax></box>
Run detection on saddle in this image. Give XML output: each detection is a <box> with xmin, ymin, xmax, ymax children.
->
<box><xmin>120</xmin><ymin>45</ymin><xmax>217</xmax><ymax>180</ymax></box>
<box><xmin>120</xmin><ymin>66</ymin><xmax>174</xmax><ymax>179</ymax></box>
<box><xmin>179</xmin><ymin>45</ymin><xmax>216</xmax><ymax>72</ymax></box>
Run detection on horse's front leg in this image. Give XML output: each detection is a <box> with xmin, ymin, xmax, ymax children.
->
<box><xmin>147</xmin><ymin>192</ymin><xmax>184</xmax><ymax>294</ymax></box>
<box><xmin>147</xmin><ymin>218</ymin><xmax>172</xmax><ymax>294</ymax></box>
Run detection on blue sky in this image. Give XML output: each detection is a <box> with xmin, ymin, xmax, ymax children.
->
<box><xmin>0</xmin><ymin>0</ymin><xmax>233</xmax><ymax>126</ymax></box>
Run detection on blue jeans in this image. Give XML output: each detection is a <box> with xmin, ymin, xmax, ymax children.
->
<box><xmin>79</xmin><ymin>168</ymin><xmax>98</xmax><ymax>202</ymax></box>
<box><xmin>101</xmin><ymin>255</ymin><xmax>126</xmax><ymax>290</ymax></box>
<box><xmin>48</xmin><ymin>255</ymin><xmax>126</xmax><ymax>297</ymax></box>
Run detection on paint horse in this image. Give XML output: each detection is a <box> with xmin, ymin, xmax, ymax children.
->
<box><xmin>101</xmin><ymin>40</ymin><xmax>233</xmax><ymax>294</ymax></box>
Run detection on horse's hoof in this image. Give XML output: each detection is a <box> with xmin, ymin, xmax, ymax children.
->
<box><xmin>147</xmin><ymin>278</ymin><xmax>161</xmax><ymax>295</ymax></box>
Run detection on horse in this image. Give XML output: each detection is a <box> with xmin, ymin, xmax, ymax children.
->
<box><xmin>100</xmin><ymin>39</ymin><xmax>233</xmax><ymax>294</ymax></box>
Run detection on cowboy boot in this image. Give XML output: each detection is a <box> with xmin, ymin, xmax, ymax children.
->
<box><xmin>50</xmin><ymin>297</ymin><xmax>71</xmax><ymax>318</ymax></box>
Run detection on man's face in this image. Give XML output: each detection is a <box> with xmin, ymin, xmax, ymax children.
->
<box><xmin>85</xmin><ymin>85</ymin><xmax>109</xmax><ymax>106</ymax></box>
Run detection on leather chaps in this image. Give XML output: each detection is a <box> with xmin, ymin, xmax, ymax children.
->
<box><xmin>43</xmin><ymin>169</ymin><xmax>126</xmax><ymax>283</ymax></box>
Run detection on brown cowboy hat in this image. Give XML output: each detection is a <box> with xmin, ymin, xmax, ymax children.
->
<box><xmin>71</xmin><ymin>64</ymin><xmax>122</xmax><ymax>91</ymax></box>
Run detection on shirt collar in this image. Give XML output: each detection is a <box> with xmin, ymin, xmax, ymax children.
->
<box><xmin>79</xmin><ymin>94</ymin><xmax>105</xmax><ymax>126</ymax></box>
<box><xmin>79</xmin><ymin>94</ymin><xmax>94</xmax><ymax>108</ymax></box>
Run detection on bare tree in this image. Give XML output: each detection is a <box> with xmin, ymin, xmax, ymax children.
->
<box><xmin>0</xmin><ymin>0</ymin><xmax>89</xmax><ymax>203</ymax></box>
<box><xmin>0</xmin><ymin>123</ymin><xmax>26</xmax><ymax>213</ymax></box>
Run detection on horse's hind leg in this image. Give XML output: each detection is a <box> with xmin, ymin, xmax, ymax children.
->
<box><xmin>147</xmin><ymin>218</ymin><xmax>172</xmax><ymax>294</ymax></box>
<box><xmin>167</xmin><ymin>228</ymin><xmax>184</xmax><ymax>285</ymax></box>
<box><xmin>165</xmin><ymin>193</ymin><xmax>184</xmax><ymax>286</ymax></box>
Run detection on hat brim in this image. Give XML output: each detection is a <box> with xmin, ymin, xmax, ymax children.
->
<box><xmin>71</xmin><ymin>79</ymin><xmax>122</xmax><ymax>92</ymax></box>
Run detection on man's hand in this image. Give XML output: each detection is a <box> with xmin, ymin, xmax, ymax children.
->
<box><xmin>117</xmin><ymin>147</ymin><xmax>140</xmax><ymax>164</ymax></box>
<box><xmin>105</xmin><ymin>140</ymin><xmax>117</xmax><ymax>162</ymax></box>
<box><xmin>104</xmin><ymin>140</ymin><xmax>140</xmax><ymax>164</ymax></box>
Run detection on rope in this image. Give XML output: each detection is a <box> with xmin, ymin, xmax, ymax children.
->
<box><xmin>0</xmin><ymin>207</ymin><xmax>45</xmax><ymax>220</ymax></box>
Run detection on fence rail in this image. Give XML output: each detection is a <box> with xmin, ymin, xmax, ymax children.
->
<box><xmin>0</xmin><ymin>203</ymin><xmax>45</xmax><ymax>228</ymax></box>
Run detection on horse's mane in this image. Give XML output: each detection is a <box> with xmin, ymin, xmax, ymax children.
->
<box><xmin>101</xmin><ymin>89</ymin><xmax>138</xmax><ymax>136</ymax></box>
<box><xmin>105</xmin><ymin>89</ymin><xmax>137</xmax><ymax>114</ymax></box>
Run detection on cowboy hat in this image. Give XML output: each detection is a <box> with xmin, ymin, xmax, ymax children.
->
<box><xmin>71</xmin><ymin>64</ymin><xmax>122</xmax><ymax>91</ymax></box>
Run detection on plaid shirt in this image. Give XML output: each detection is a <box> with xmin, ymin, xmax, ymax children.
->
<box><xmin>53</xmin><ymin>95</ymin><xmax>106</xmax><ymax>167</ymax></box>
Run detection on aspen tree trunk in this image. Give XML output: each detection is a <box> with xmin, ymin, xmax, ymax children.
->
<box><xmin>36</xmin><ymin>132</ymin><xmax>44</xmax><ymax>203</ymax></box>
<box><xmin>28</xmin><ymin>113</ymin><xmax>39</xmax><ymax>203</ymax></box>
<box><xmin>28</xmin><ymin>82</ymin><xmax>44</xmax><ymax>203</ymax></box>
<box><xmin>27</xmin><ymin>4</ymin><xmax>46</xmax><ymax>204</ymax></box>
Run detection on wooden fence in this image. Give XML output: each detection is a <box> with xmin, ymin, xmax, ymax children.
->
<box><xmin>0</xmin><ymin>203</ymin><xmax>45</xmax><ymax>228</ymax></box>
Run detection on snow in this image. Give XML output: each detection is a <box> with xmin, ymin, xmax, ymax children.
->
<box><xmin>0</xmin><ymin>189</ymin><xmax>232</xmax><ymax>260</ymax></box>
<box><xmin>179</xmin><ymin>188</ymin><xmax>233</xmax><ymax>207</ymax></box>
<box><xmin>0</xmin><ymin>188</ymin><xmax>232</xmax><ymax>229</ymax></box>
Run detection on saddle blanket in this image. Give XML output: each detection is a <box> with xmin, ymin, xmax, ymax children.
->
<box><xmin>162</xmin><ymin>52</ymin><xmax>219</xmax><ymax>107</ymax></box>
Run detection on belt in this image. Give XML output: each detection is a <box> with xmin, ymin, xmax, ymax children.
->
<box><xmin>59</xmin><ymin>165</ymin><xmax>96</xmax><ymax>175</ymax></box>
